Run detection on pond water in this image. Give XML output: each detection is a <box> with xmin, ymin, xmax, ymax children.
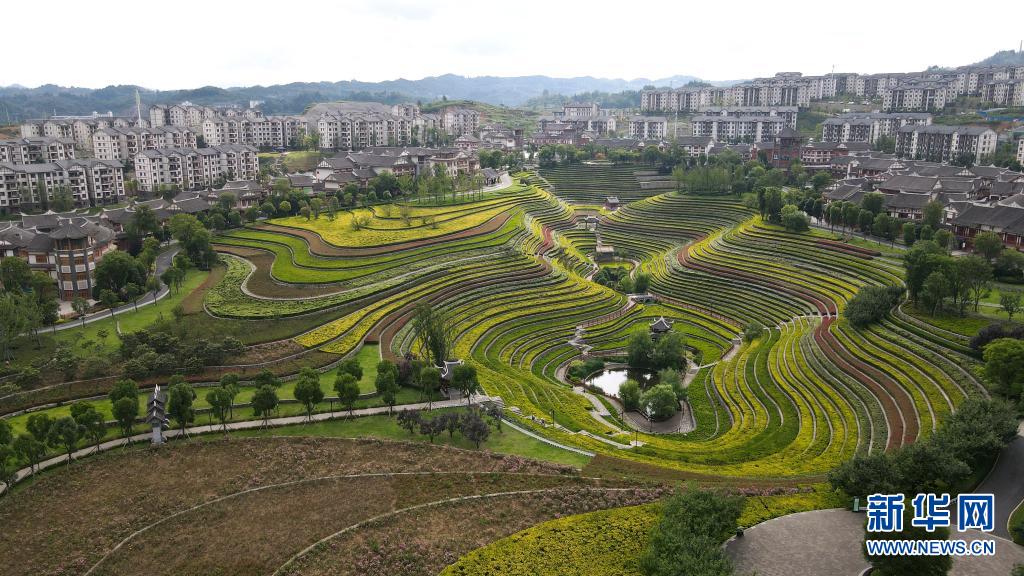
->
<box><xmin>587</xmin><ymin>368</ymin><xmax>652</xmax><ymax>397</ymax></box>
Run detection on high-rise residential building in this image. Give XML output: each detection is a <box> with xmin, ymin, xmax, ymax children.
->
<box><xmin>895</xmin><ymin>125</ymin><xmax>997</xmax><ymax>164</ymax></box>
<box><xmin>0</xmin><ymin>137</ymin><xmax>77</xmax><ymax>164</ymax></box>
<box><xmin>133</xmin><ymin>145</ymin><xmax>259</xmax><ymax>192</ymax></box>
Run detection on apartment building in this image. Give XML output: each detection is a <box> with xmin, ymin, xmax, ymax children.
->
<box><xmin>21</xmin><ymin>114</ymin><xmax>149</xmax><ymax>152</ymax></box>
<box><xmin>91</xmin><ymin>126</ymin><xmax>198</xmax><ymax>161</ymax></box>
<box><xmin>895</xmin><ymin>125</ymin><xmax>997</xmax><ymax>164</ymax></box>
<box><xmin>882</xmin><ymin>80</ymin><xmax>953</xmax><ymax>112</ymax></box>
<box><xmin>149</xmin><ymin>104</ymin><xmax>264</xmax><ymax>128</ymax></box>
<box><xmin>640</xmin><ymin>85</ymin><xmax>730</xmax><ymax>112</ymax></box>
<box><xmin>0</xmin><ymin>159</ymin><xmax>125</xmax><ymax>212</ymax></box>
<box><xmin>0</xmin><ymin>137</ymin><xmax>77</xmax><ymax>164</ymax></box>
<box><xmin>700</xmin><ymin>106</ymin><xmax>798</xmax><ymax>128</ymax></box>
<box><xmin>1018</xmin><ymin>138</ymin><xmax>1024</xmax><ymax>165</ymax></box>
<box><xmin>821</xmin><ymin>112</ymin><xmax>933</xmax><ymax>144</ymax></box>
<box><xmin>981</xmin><ymin>79</ymin><xmax>1024</xmax><ymax>107</ymax></box>
<box><xmin>133</xmin><ymin>145</ymin><xmax>259</xmax><ymax>192</ymax></box>
<box><xmin>201</xmin><ymin>115</ymin><xmax>306</xmax><ymax>148</ymax></box>
<box><xmin>691</xmin><ymin>115</ymin><xmax>785</xmax><ymax>142</ymax></box>
<box><xmin>441</xmin><ymin>107</ymin><xmax>480</xmax><ymax>136</ymax></box>
<box><xmin>626</xmin><ymin>116</ymin><xmax>667</xmax><ymax>139</ymax></box>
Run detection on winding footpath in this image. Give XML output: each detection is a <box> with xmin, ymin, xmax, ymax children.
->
<box><xmin>0</xmin><ymin>392</ymin><xmax>600</xmax><ymax>496</ymax></box>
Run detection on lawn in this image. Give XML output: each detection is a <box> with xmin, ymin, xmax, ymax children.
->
<box><xmin>904</xmin><ymin>304</ymin><xmax>998</xmax><ymax>337</ymax></box>
<box><xmin>232</xmin><ymin>409</ymin><xmax>592</xmax><ymax>468</ymax></box>
<box><xmin>316</xmin><ymin>343</ymin><xmax>381</xmax><ymax>393</ymax></box>
<box><xmin>7</xmin><ymin>268</ymin><xmax>209</xmax><ymax>370</ymax></box>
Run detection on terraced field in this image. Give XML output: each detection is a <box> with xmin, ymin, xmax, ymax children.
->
<box><xmin>535</xmin><ymin>164</ymin><xmax>667</xmax><ymax>204</ymax></box>
<box><xmin>201</xmin><ymin>173</ymin><xmax>989</xmax><ymax>480</ymax></box>
<box><xmin>6</xmin><ymin>174</ymin><xmax>985</xmax><ymax>483</ymax></box>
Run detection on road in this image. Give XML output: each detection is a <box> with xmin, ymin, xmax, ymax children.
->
<box><xmin>50</xmin><ymin>245</ymin><xmax>179</xmax><ymax>332</ymax></box>
<box><xmin>969</xmin><ymin>422</ymin><xmax>1024</xmax><ymax>540</ymax></box>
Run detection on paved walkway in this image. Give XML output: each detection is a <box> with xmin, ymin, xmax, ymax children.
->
<box><xmin>50</xmin><ymin>245</ymin><xmax>179</xmax><ymax>332</ymax></box>
<box><xmin>726</xmin><ymin>508</ymin><xmax>1024</xmax><ymax>576</ymax></box>
<box><xmin>971</xmin><ymin>422</ymin><xmax>1024</xmax><ymax>540</ymax></box>
<box><xmin>0</xmin><ymin>394</ymin><xmax>501</xmax><ymax>495</ymax></box>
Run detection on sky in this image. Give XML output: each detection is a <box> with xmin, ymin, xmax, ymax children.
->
<box><xmin>3</xmin><ymin>0</ymin><xmax>1022</xmax><ymax>90</ymax></box>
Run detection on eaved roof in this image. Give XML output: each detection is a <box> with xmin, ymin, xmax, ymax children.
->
<box><xmin>878</xmin><ymin>174</ymin><xmax>938</xmax><ymax>194</ymax></box>
<box><xmin>952</xmin><ymin>203</ymin><xmax>1024</xmax><ymax>231</ymax></box>
<box><xmin>650</xmin><ymin>317</ymin><xmax>673</xmax><ymax>332</ymax></box>
<box><xmin>49</xmin><ymin>222</ymin><xmax>90</xmax><ymax>240</ymax></box>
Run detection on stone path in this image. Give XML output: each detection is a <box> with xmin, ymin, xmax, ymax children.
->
<box><xmin>726</xmin><ymin>508</ymin><xmax>1024</xmax><ymax>576</ymax></box>
<box><xmin>0</xmin><ymin>393</ymin><xmax>541</xmax><ymax>495</ymax></box>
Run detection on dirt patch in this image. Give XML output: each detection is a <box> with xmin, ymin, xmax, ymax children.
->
<box><xmin>0</xmin><ymin>437</ymin><xmax>578</xmax><ymax>576</ymax></box>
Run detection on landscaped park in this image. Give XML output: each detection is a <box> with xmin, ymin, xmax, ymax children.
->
<box><xmin>1</xmin><ymin>161</ymin><xmax>1023</xmax><ymax>575</ymax></box>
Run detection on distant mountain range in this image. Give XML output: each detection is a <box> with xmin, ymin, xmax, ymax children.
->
<box><xmin>0</xmin><ymin>74</ymin><xmax>733</xmax><ymax>123</ymax></box>
<box><xmin>2</xmin><ymin>49</ymin><xmax>1020</xmax><ymax>124</ymax></box>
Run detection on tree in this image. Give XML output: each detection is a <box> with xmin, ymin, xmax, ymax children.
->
<box><xmin>111</xmin><ymin>396</ymin><xmax>139</xmax><ymax>440</ymax></box>
<box><xmin>844</xmin><ymin>285</ymin><xmax>903</xmax><ymax>327</ymax></box>
<box><xmin>619</xmin><ymin>379</ymin><xmax>641</xmax><ymax>411</ymax></box>
<box><xmin>419</xmin><ymin>366</ymin><xmax>440</xmax><ymax>409</ymax></box>
<box><xmin>98</xmin><ymin>289</ymin><xmax>119</xmax><ymax>318</ymax></box>
<box><xmin>811</xmin><ymin>171</ymin><xmax>832</xmax><ymax>193</ymax></box>
<box><xmin>375</xmin><ymin>370</ymin><xmax>399</xmax><ymax>414</ymax></box>
<box><xmin>627</xmin><ymin>330</ymin><xmax>654</xmax><ymax>370</ymax></box>
<box><xmin>861</xmin><ymin>192</ymin><xmax>885</xmax><ymax>216</ymax></box>
<box><xmin>205</xmin><ymin>387</ymin><xmax>233</xmax><ymax>431</ymax></box>
<box><xmin>218</xmin><ymin>373</ymin><xmax>241</xmax><ymax>419</ymax></box>
<box><xmin>47</xmin><ymin>416</ymin><xmax>84</xmax><ymax>465</ymax></box>
<box><xmin>920</xmin><ymin>271</ymin><xmax>949</xmax><ymax>315</ymax></box>
<box><xmin>253</xmin><ymin>368</ymin><xmax>281</xmax><ymax>389</ymax></box>
<box><xmin>743</xmin><ymin>321</ymin><xmax>764</xmax><ymax>342</ymax></box>
<box><xmin>334</xmin><ymin>372</ymin><xmax>361</xmax><ymax>416</ymax></box>
<box><xmin>167</xmin><ymin>382</ymin><xmax>195</xmax><ymax>437</ymax></box>
<box><xmin>902</xmin><ymin>222</ymin><xmax>916</xmax><ymax>247</ymax></box>
<box><xmin>26</xmin><ymin>413</ymin><xmax>52</xmax><ymax>443</ymax></box>
<box><xmin>1000</xmin><ymin>290</ymin><xmax>1022</xmax><ymax>320</ymax></box>
<box><xmin>659</xmin><ymin>368</ymin><xmax>687</xmax><ymax>402</ymax></box>
<box><xmin>169</xmin><ymin>213</ymin><xmax>217</xmax><ymax>269</ymax></box>
<box><xmin>451</xmin><ymin>363</ymin><xmax>480</xmax><ymax>406</ymax></box>
<box><xmin>780</xmin><ymin>204</ymin><xmax>809</xmax><ymax>232</ymax></box>
<box><xmin>0</xmin><ymin>257</ymin><xmax>32</xmax><ymax>291</ymax></box>
<box><xmin>922</xmin><ymin>200</ymin><xmax>943</xmax><ymax>229</ymax></box>
<box><xmin>70</xmin><ymin>402</ymin><xmax>105</xmax><ymax>452</ymax></box>
<box><xmin>252</xmin><ymin>385</ymin><xmax>279</xmax><ymax>425</ymax></box>
<box><xmin>0</xmin><ymin>293</ymin><xmax>28</xmax><ymax>360</ymax></box>
<box><xmin>13</xmin><ymin>435</ymin><xmax>46</xmax><ymax>475</ymax></box>
<box><xmin>413</xmin><ymin>302</ymin><xmax>453</xmax><ymax>366</ymax></box>
<box><xmin>828</xmin><ymin>452</ymin><xmax>904</xmax><ymax>499</ymax></box>
<box><xmin>396</xmin><ymin>409</ymin><xmax>421</xmax><ymax>435</ymax></box>
<box><xmin>640</xmin><ymin>487</ymin><xmax>744</xmax><ymax>576</ymax></box>
<box><xmin>652</xmin><ymin>331</ymin><xmax>687</xmax><ymax>371</ymax></box>
<box><xmin>293</xmin><ymin>367</ymin><xmax>325</xmax><ymax>421</ymax></box>
<box><xmin>460</xmin><ymin>409</ymin><xmax>491</xmax><ymax>448</ymax></box>
<box><xmin>763</xmin><ymin>187</ymin><xmax>784</xmax><ymax>222</ymax></box>
<box><xmin>641</xmin><ymin>384</ymin><xmax>679</xmax><ymax>421</ymax></box>
<box><xmin>959</xmin><ymin>255</ymin><xmax>992</xmax><ymax>312</ymax></box>
<box><xmin>983</xmin><ymin>338</ymin><xmax>1024</xmax><ymax>400</ymax></box>
<box><xmin>973</xmin><ymin>231</ymin><xmax>1003</xmax><ymax>261</ymax></box>
<box><xmin>94</xmin><ymin>250</ymin><xmax>147</xmax><ymax>296</ymax></box>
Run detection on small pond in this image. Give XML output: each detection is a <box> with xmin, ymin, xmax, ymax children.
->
<box><xmin>587</xmin><ymin>368</ymin><xmax>652</xmax><ymax>397</ymax></box>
